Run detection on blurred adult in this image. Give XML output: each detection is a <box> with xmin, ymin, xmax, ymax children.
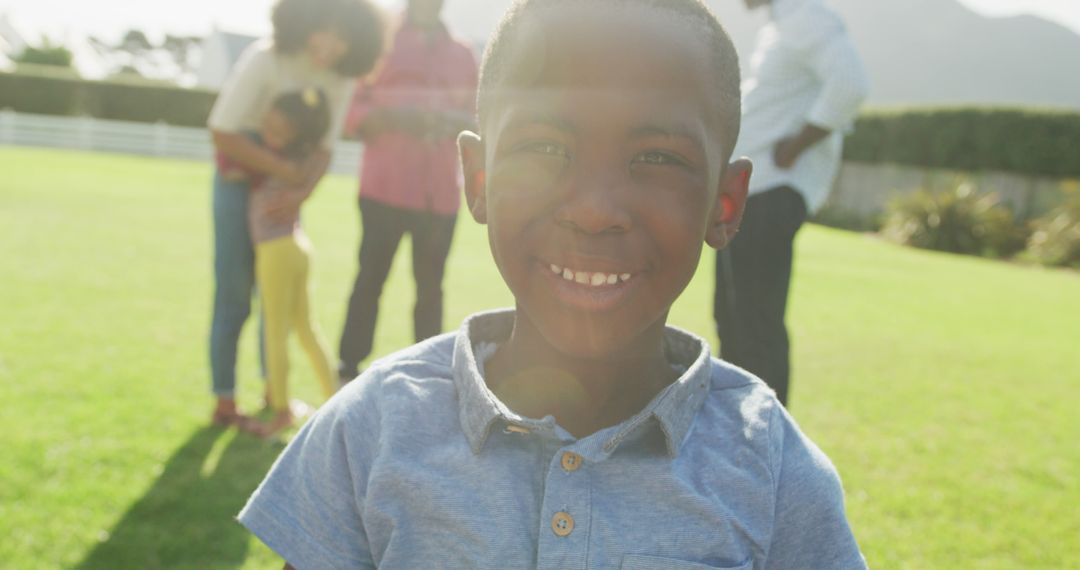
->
<box><xmin>715</xmin><ymin>0</ymin><xmax>869</xmax><ymax>406</ymax></box>
<box><xmin>337</xmin><ymin>0</ymin><xmax>478</xmax><ymax>382</ymax></box>
<box><xmin>206</xmin><ymin>0</ymin><xmax>384</xmax><ymax>427</ymax></box>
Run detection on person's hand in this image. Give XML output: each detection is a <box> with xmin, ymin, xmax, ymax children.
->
<box><xmin>773</xmin><ymin>124</ymin><xmax>830</xmax><ymax>170</ymax></box>
<box><xmin>772</xmin><ymin>136</ymin><xmax>803</xmax><ymax>170</ymax></box>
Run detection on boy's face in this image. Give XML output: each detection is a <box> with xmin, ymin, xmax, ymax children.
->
<box><xmin>461</xmin><ymin>7</ymin><xmax>750</xmax><ymax>359</ymax></box>
<box><xmin>261</xmin><ymin>108</ymin><xmax>297</xmax><ymax>152</ymax></box>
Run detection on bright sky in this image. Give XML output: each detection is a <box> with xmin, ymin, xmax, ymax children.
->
<box><xmin>0</xmin><ymin>0</ymin><xmax>1078</xmax><ymax>43</ymax></box>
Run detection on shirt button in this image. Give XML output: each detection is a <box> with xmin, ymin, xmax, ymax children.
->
<box><xmin>551</xmin><ymin>511</ymin><xmax>575</xmax><ymax>537</ymax></box>
<box><xmin>561</xmin><ymin>451</ymin><xmax>583</xmax><ymax>472</ymax></box>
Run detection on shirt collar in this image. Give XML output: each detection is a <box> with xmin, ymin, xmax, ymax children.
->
<box><xmin>452</xmin><ymin>310</ymin><xmax>714</xmax><ymax>457</ymax></box>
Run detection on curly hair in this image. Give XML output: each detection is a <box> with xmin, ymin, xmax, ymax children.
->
<box><xmin>272</xmin><ymin>0</ymin><xmax>386</xmax><ymax>77</ymax></box>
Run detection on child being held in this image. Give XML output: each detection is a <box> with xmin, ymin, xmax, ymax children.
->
<box><xmin>240</xmin><ymin>1</ymin><xmax>867</xmax><ymax>567</ymax></box>
<box><xmin>220</xmin><ymin>88</ymin><xmax>339</xmax><ymax>438</ymax></box>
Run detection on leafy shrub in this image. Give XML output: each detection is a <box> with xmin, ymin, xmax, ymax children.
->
<box><xmin>881</xmin><ymin>181</ymin><xmax>1028</xmax><ymax>258</ymax></box>
<box><xmin>1026</xmin><ymin>185</ymin><xmax>1080</xmax><ymax>268</ymax></box>
<box><xmin>845</xmin><ymin>108</ymin><xmax>1080</xmax><ymax>179</ymax></box>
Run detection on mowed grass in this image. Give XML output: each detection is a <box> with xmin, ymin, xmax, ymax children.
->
<box><xmin>1</xmin><ymin>146</ymin><xmax>1077</xmax><ymax>569</ymax></box>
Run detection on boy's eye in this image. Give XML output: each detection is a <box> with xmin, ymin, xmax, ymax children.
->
<box><xmin>633</xmin><ymin>151</ymin><xmax>686</xmax><ymax>167</ymax></box>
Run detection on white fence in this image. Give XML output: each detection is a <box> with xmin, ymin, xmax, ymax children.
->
<box><xmin>0</xmin><ymin>109</ymin><xmax>363</xmax><ymax>176</ymax></box>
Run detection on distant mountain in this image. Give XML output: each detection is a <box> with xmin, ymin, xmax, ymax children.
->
<box><xmin>440</xmin><ymin>0</ymin><xmax>1080</xmax><ymax>110</ymax></box>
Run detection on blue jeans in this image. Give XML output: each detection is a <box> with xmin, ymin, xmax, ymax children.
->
<box><xmin>209</xmin><ymin>172</ymin><xmax>263</xmax><ymax>397</ymax></box>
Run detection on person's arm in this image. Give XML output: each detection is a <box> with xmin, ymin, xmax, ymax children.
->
<box><xmin>772</xmin><ymin>123</ymin><xmax>831</xmax><ymax>169</ymax></box>
<box><xmin>260</xmin><ymin>148</ymin><xmax>332</xmax><ymax>223</ymax></box>
<box><xmin>763</xmin><ymin>405</ymin><xmax>867</xmax><ymax>569</ymax></box>
<box><xmin>775</xmin><ymin>21</ymin><xmax>869</xmax><ymax>169</ymax></box>
<box><xmin>238</xmin><ymin>382</ymin><xmax>379</xmax><ymax>569</ymax></box>
<box><xmin>350</xmin><ymin>43</ymin><xmax>479</xmax><ymax>142</ymax></box>
<box><xmin>345</xmin><ymin>73</ymin><xmax>430</xmax><ymax>141</ymax></box>
<box><xmin>211</xmin><ymin>131</ymin><xmax>306</xmax><ymax>186</ymax></box>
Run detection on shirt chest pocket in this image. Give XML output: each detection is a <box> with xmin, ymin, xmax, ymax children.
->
<box><xmin>620</xmin><ymin>554</ymin><xmax>752</xmax><ymax>570</ymax></box>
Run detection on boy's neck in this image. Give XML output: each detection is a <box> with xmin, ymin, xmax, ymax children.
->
<box><xmin>484</xmin><ymin>313</ymin><xmax>678</xmax><ymax>439</ymax></box>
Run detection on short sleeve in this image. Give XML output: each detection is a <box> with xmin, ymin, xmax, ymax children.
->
<box><xmin>238</xmin><ymin>390</ymin><xmax>379</xmax><ymax>570</ymax></box>
<box><xmin>764</xmin><ymin>406</ymin><xmax>867</xmax><ymax>570</ymax></box>
<box><xmin>208</xmin><ymin>42</ymin><xmax>275</xmax><ymax>133</ymax></box>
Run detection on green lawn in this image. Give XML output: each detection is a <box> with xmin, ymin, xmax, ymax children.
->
<box><xmin>1</xmin><ymin>147</ymin><xmax>1077</xmax><ymax>569</ymax></box>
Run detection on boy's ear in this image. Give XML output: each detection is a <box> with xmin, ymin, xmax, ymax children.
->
<box><xmin>458</xmin><ymin>131</ymin><xmax>488</xmax><ymax>224</ymax></box>
<box><xmin>705</xmin><ymin>158</ymin><xmax>752</xmax><ymax>249</ymax></box>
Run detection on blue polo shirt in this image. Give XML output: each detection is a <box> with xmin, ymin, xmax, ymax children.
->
<box><xmin>239</xmin><ymin>310</ymin><xmax>865</xmax><ymax>569</ymax></box>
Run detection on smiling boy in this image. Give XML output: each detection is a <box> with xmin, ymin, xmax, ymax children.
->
<box><xmin>239</xmin><ymin>1</ymin><xmax>865</xmax><ymax>568</ymax></box>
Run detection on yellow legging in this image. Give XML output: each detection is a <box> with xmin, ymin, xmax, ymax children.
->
<box><xmin>256</xmin><ymin>235</ymin><xmax>335</xmax><ymax>412</ymax></box>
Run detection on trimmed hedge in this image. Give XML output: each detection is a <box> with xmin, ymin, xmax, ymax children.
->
<box><xmin>0</xmin><ymin>67</ymin><xmax>217</xmax><ymax>127</ymax></box>
<box><xmin>844</xmin><ymin>108</ymin><xmax>1080</xmax><ymax>179</ymax></box>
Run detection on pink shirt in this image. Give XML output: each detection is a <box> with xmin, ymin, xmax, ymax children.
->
<box><xmin>347</xmin><ymin>19</ymin><xmax>478</xmax><ymax>216</ymax></box>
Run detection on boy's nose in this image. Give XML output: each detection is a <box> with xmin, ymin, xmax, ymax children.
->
<box><xmin>553</xmin><ymin>175</ymin><xmax>633</xmax><ymax>236</ymax></box>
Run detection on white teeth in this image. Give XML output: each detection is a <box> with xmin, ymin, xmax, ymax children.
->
<box><xmin>551</xmin><ymin>264</ymin><xmax>631</xmax><ymax>287</ymax></box>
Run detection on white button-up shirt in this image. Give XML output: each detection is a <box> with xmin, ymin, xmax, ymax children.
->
<box><xmin>734</xmin><ymin>0</ymin><xmax>870</xmax><ymax>212</ymax></box>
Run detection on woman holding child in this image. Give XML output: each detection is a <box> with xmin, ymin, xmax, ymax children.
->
<box><xmin>206</xmin><ymin>0</ymin><xmax>384</xmax><ymax>431</ymax></box>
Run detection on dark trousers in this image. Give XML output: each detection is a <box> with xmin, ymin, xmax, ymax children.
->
<box><xmin>714</xmin><ymin>186</ymin><xmax>807</xmax><ymax>406</ymax></box>
<box><xmin>338</xmin><ymin>198</ymin><xmax>457</xmax><ymax>376</ymax></box>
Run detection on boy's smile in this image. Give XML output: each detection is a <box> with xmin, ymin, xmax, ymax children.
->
<box><xmin>461</xmin><ymin>6</ymin><xmax>749</xmax><ymax>362</ymax></box>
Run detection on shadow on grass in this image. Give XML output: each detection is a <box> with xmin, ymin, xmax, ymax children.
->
<box><xmin>75</xmin><ymin>426</ymin><xmax>285</xmax><ymax>570</ymax></box>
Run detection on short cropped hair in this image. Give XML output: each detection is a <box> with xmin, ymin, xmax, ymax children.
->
<box><xmin>272</xmin><ymin>0</ymin><xmax>385</xmax><ymax>78</ymax></box>
<box><xmin>272</xmin><ymin>88</ymin><xmax>332</xmax><ymax>158</ymax></box>
<box><xmin>478</xmin><ymin>0</ymin><xmax>742</xmax><ymax>158</ymax></box>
